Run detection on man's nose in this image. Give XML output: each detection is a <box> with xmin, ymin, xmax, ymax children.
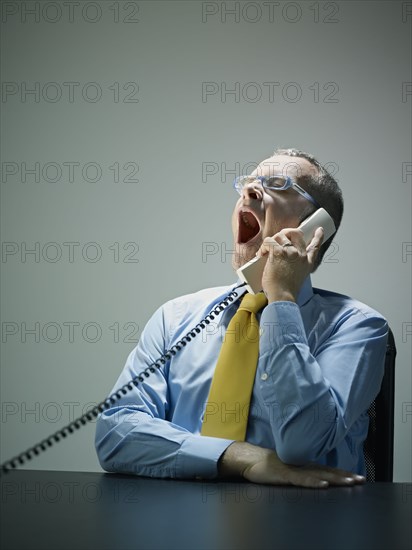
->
<box><xmin>242</xmin><ymin>180</ymin><xmax>263</xmax><ymax>200</ymax></box>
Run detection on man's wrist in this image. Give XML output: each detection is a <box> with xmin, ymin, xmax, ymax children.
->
<box><xmin>218</xmin><ymin>441</ymin><xmax>268</xmax><ymax>478</ymax></box>
<box><xmin>266</xmin><ymin>291</ymin><xmax>296</xmax><ymax>303</ymax></box>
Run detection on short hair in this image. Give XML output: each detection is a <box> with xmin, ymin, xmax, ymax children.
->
<box><xmin>272</xmin><ymin>147</ymin><xmax>344</xmax><ymax>271</ymax></box>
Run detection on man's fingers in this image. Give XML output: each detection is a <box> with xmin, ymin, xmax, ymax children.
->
<box><xmin>310</xmin><ymin>465</ymin><xmax>366</xmax><ymax>484</ymax></box>
<box><xmin>287</xmin><ymin>470</ymin><xmax>330</xmax><ymax>489</ymax></box>
<box><xmin>306</xmin><ymin>227</ymin><xmax>324</xmax><ymax>264</ymax></box>
<box><xmin>310</xmin><ymin>463</ymin><xmax>364</xmax><ymax>477</ymax></box>
<box><xmin>296</xmin><ymin>465</ymin><xmax>365</xmax><ymax>486</ymax></box>
<box><xmin>259</xmin><ymin>226</ymin><xmax>324</xmax><ymax>260</ymax></box>
<box><xmin>256</xmin><ymin>238</ymin><xmax>273</xmax><ymax>258</ymax></box>
<box><xmin>282</xmin><ymin>462</ymin><xmax>366</xmax><ymax>488</ymax></box>
<box><xmin>306</xmin><ymin>226</ymin><xmax>324</xmax><ymax>250</ymax></box>
<box><xmin>258</xmin><ymin>235</ymin><xmax>300</xmax><ymax>258</ymax></box>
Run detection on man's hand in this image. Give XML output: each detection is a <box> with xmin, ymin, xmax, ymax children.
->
<box><xmin>219</xmin><ymin>442</ymin><xmax>365</xmax><ymax>489</ymax></box>
<box><xmin>257</xmin><ymin>226</ymin><xmax>324</xmax><ymax>303</ymax></box>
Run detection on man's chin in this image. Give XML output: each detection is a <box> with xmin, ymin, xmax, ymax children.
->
<box><xmin>232</xmin><ymin>243</ymin><xmax>259</xmax><ymax>271</ymax></box>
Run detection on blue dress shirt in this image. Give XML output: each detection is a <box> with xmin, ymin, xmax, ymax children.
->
<box><xmin>95</xmin><ymin>277</ymin><xmax>388</xmax><ymax>479</ymax></box>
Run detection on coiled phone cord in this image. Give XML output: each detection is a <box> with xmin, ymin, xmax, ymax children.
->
<box><xmin>1</xmin><ymin>284</ymin><xmax>245</xmax><ymax>474</ymax></box>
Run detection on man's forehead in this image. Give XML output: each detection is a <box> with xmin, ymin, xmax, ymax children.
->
<box><xmin>251</xmin><ymin>155</ymin><xmax>316</xmax><ymax>179</ymax></box>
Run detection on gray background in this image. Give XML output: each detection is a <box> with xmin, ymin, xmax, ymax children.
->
<box><xmin>1</xmin><ymin>1</ymin><xmax>411</xmax><ymax>481</ymax></box>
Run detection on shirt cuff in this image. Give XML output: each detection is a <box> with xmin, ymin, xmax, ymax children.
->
<box><xmin>176</xmin><ymin>435</ymin><xmax>234</xmax><ymax>479</ymax></box>
<box><xmin>259</xmin><ymin>301</ymin><xmax>308</xmax><ymax>354</ymax></box>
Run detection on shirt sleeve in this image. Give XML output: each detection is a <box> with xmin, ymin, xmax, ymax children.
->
<box><xmin>95</xmin><ymin>304</ymin><xmax>233</xmax><ymax>479</ymax></box>
<box><xmin>256</xmin><ymin>300</ymin><xmax>388</xmax><ymax>465</ymax></box>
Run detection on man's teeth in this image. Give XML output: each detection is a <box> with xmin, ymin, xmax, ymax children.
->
<box><xmin>243</xmin><ymin>214</ymin><xmax>252</xmax><ymax>227</ymax></box>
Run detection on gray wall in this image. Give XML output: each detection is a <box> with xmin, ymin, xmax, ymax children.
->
<box><xmin>1</xmin><ymin>1</ymin><xmax>411</xmax><ymax>481</ymax></box>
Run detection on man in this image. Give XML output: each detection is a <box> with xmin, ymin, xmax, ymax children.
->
<box><xmin>95</xmin><ymin>148</ymin><xmax>388</xmax><ymax>488</ymax></box>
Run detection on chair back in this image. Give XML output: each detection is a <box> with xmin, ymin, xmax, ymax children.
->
<box><xmin>364</xmin><ymin>327</ymin><xmax>396</xmax><ymax>482</ymax></box>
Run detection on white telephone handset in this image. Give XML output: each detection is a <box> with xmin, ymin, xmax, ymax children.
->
<box><xmin>236</xmin><ymin>207</ymin><xmax>336</xmax><ymax>294</ymax></box>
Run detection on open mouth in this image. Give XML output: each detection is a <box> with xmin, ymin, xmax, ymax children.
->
<box><xmin>238</xmin><ymin>210</ymin><xmax>261</xmax><ymax>244</ymax></box>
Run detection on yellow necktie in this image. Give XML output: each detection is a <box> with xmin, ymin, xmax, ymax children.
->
<box><xmin>201</xmin><ymin>292</ymin><xmax>268</xmax><ymax>441</ymax></box>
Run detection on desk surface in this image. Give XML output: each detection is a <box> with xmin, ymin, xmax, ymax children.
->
<box><xmin>1</xmin><ymin>470</ymin><xmax>411</xmax><ymax>550</ymax></box>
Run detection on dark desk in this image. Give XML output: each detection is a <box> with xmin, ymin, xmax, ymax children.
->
<box><xmin>1</xmin><ymin>470</ymin><xmax>411</xmax><ymax>550</ymax></box>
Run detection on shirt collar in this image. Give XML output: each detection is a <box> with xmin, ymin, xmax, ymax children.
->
<box><xmin>223</xmin><ymin>275</ymin><xmax>314</xmax><ymax>318</ymax></box>
<box><xmin>218</xmin><ymin>276</ymin><xmax>314</xmax><ymax>327</ymax></box>
<box><xmin>232</xmin><ymin>275</ymin><xmax>313</xmax><ymax>305</ymax></box>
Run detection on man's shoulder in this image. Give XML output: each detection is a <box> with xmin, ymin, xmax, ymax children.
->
<box><xmin>160</xmin><ymin>282</ymin><xmax>240</xmax><ymax>323</ymax></box>
<box><xmin>165</xmin><ymin>283</ymin><xmax>238</xmax><ymax>310</ymax></box>
<box><xmin>311</xmin><ymin>286</ymin><xmax>387</xmax><ymax>322</ymax></box>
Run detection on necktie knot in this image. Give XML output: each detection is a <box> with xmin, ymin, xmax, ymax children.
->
<box><xmin>238</xmin><ymin>292</ymin><xmax>268</xmax><ymax>315</ymax></box>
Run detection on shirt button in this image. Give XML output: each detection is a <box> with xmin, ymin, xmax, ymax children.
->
<box><xmin>261</xmin><ymin>373</ymin><xmax>268</xmax><ymax>381</ymax></box>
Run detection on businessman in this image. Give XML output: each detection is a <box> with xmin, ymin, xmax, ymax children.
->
<box><xmin>95</xmin><ymin>148</ymin><xmax>388</xmax><ymax>488</ymax></box>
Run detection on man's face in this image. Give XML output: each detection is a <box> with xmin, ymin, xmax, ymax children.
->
<box><xmin>231</xmin><ymin>155</ymin><xmax>318</xmax><ymax>269</ymax></box>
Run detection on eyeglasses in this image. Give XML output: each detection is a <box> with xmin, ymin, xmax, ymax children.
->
<box><xmin>233</xmin><ymin>175</ymin><xmax>320</xmax><ymax>208</ymax></box>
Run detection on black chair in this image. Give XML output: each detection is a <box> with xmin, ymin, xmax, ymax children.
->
<box><xmin>364</xmin><ymin>327</ymin><xmax>396</xmax><ymax>482</ymax></box>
